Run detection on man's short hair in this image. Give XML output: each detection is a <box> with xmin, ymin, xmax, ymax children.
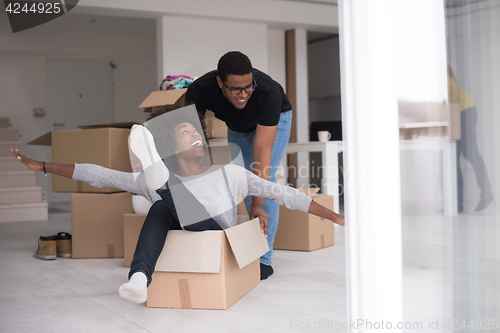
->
<box><xmin>217</xmin><ymin>51</ymin><xmax>253</xmax><ymax>82</ymax></box>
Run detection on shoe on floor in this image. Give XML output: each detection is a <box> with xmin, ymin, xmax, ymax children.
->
<box><xmin>475</xmin><ymin>195</ymin><xmax>494</xmax><ymax>212</ymax></box>
<box><xmin>56</xmin><ymin>232</ymin><xmax>72</xmax><ymax>258</ymax></box>
<box><xmin>260</xmin><ymin>263</ymin><xmax>274</xmax><ymax>280</ymax></box>
<box><xmin>33</xmin><ymin>235</ymin><xmax>57</xmax><ymax>260</ymax></box>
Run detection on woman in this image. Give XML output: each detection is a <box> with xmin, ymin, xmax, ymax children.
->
<box><xmin>11</xmin><ymin>104</ymin><xmax>344</xmax><ymax>304</ymax></box>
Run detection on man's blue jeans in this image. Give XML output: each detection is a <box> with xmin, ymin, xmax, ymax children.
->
<box><xmin>227</xmin><ymin>110</ymin><xmax>292</xmax><ymax>266</ymax></box>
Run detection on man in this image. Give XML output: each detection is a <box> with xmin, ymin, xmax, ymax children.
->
<box><xmin>185</xmin><ymin>51</ymin><xmax>292</xmax><ymax>279</ymax></box>
<box><xmin>448</xmin><ymin>66</ymin><xmax>493</xmax><ymax>212</ymax></box>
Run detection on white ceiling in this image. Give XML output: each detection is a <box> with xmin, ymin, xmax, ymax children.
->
<box><xmin>0</xmin><ymin>11</ymin><xmax>156</xmax><ymax>35</ymax></box>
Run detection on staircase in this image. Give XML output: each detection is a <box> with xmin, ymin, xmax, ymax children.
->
<box><xmin>0</xmin><ymin>117</ymin><xmax>48</xmax><ymax>222</ymax></box>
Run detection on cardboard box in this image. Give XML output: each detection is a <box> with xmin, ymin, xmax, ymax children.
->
<box><xmin>205</xmin><ymin>110</ymin><xmax>228</xmax><ymax>138</ymax></box>
<box><xmin>138</xmin><ymin>90</ymin><xmax>227</xmax><ymax>138</ymax></box>
<box><xmin>237</xmin><ymin>200</ymin><xmax>249</xmax><ymax>217</ymax></box>
<box><xmin>123</xmin><ymin>213</ymin><xmax>147</xmax><ymax>267</ymax></box>
<box><xmin>147</xmin><ymin>218</ymin><xmax>269</xmax><ymax>310</ymax></box>
<box><xmin>71</xmin><ymin>192</ymin><xmax>134</xmax><ymax>258</ymax></box>
<box><xmin>28</xmin><ymin>122</ymin><xmax>136</xmax><ymax>193</ymax></box>
<box><xmin>274</xmin><ymin>188</ymin><xmax>334</xmax><ymax>251</ymax></box>
<box><xmin>398</xmin><ymin>102</ymin><xmax>461</xmax><ymax>140</ymax></box>
<box><xmin>139</xmin><ymin>89</ymin><xmax>187</xmax><ymax>113</ymax></box>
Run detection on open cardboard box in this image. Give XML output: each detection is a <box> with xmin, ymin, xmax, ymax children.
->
<box><xmin>139</xmin><ymin>89</ymin><xmax>187</xmax><ymax>113</ymax></box>
<box><xmin>28</xmin><ymin>122</ymin><xmax>136</xmax><ymax>193</ymax></box>
<box><xmin>274</xmin><ymin>188</ymin><xmax>335</xmax><ymax>251</ymax></box>
<box><xmin>147</xmin><ymin>218</ymin><xmax>269</xmax><ymax>310</ymax></box>
<box><xmin>139</xmin><ymin>90</ymin><xmax>227</xmax><ymax>139</ymax></box>
<box><xmin>123</xmin><ymin>214</ymin><xmax>252</xmax><ymax>267</ymax></box>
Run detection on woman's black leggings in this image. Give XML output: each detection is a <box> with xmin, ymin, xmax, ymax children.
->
<box><xmin>128</xmin><ymin>182</ymin><xmax>222</xmax><ymax>286</ymax></box>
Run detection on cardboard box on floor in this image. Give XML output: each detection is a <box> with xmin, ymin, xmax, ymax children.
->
<box><xmin>147</xmin><ymin>218</ymin><xmax>269</xmax><ymax>310</ymax></box>
<box><xmin>72</xmin><ymin>192</ymin><xmax>134</xmax><ymax>258</ymax></box>
<box><xmin>123</xmin><ymin>213</ymin><xmax>147</xmax><ymax>267</ymax></box>
<box><xmin>274</xmin><ymin>188</ymin><xmax>334</xmax><ymax>251</ymax></box>
<box><xmin>28</xmin><ymin>122</ymin><xmax>136</xmax><ymax>193</ymax></box>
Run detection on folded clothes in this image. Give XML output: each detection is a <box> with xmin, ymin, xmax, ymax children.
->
<box><xmin>160</xmin><ymin>75</ymin><xmax>194</xmax><ymax>91</ymax></box>
<box><xmin>166</xmin><ymin>75</ymin><xmax>192</xmax><ymax>80</ymax></box>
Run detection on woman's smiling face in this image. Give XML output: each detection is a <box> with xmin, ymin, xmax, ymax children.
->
<box><xmin>174</xmin><ymin>122</ymin><xmax>205</xmax><ymax>157</ymax></box>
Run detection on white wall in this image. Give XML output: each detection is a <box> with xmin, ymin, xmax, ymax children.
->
<box><xmin>267</xmin><ymin>29</ymin><xmax>286</xmax><ymax>91</ymax></box>
<box><xmin>0</xmin><ymin>13</ymin><xmax>157</xmax><ymax>200</ymax></box>
<box><xmin>157</xmin><ymin>16</ymin><xmax>268</xmax><ymax>82</ymax></box>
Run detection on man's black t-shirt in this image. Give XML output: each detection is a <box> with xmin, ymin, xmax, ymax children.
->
<box><xmin>185</xmin><ymin>69</ymin><xmax>292</xmax><ymax>133</ymax></box>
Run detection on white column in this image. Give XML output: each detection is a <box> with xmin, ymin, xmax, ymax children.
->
<box><xmin>339</xmin><ymin>0</ymin><xmax>403</xmax><ymax>331</ymax></box>
<box><xmin>294</xmin><ymin>28</ymin><xmax>310</xmax><ymax>189</ymax></box>
<box><xmin>156</xmin><ymin>17</ymin><xmax>167</xmax><ymax>85</ymax></box>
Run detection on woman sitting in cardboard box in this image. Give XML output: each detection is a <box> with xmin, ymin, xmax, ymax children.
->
<box><xmin>11</xmin><ymin>103</ymin><xmax>344</xmax><ymax>304</ymax></box>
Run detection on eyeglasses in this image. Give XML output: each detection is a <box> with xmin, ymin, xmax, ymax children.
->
<box><xmin>222</xmin><ymin>78</ymin><xmax>257</xmax><ymax>95</ymax></box>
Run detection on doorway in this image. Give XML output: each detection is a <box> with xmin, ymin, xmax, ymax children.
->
<box><xmin>47</xmin><ymin>59</ymin><xmax>114</xmax><ymax>202</ymax></box>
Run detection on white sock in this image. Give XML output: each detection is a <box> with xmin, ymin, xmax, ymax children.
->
<box><xmin>129</xmin><ymin>124</ymin><xmax>169</xmax><ymax>190</ymax></box>
<box><xmin>119</xmin><ymin>272</ymin><xmax>148</xmax><ymax>304</ymax></box>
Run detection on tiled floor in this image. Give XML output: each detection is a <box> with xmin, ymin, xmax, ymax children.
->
<box><xmin>1</xmin><ymin>200</ymin><xmax>499</xmax><ymax>333</ymax></box>
<box><xmin>0</xmin><ymin>203</ymin><xmax>347</xmax><ymax>333</ymax></box>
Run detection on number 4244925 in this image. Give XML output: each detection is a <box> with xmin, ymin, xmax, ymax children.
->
<box><xmin>443</xmin><ymin>319</ymin><xmax>498</xmax><ymax>330</ymax></box>
<box><xmin>5</xmin><ymin>2</ymin><xmax>62</xmax><ymax>14</ymax></box>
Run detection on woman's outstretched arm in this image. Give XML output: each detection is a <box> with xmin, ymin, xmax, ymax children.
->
<box><xmin>11</xmin><ymin>148</ymin><xmax>75</xmax><ymax>178</ymax></box>
<box><xmin>308</xmin><ymin>200</ymin><xmax>344</xmax><ymax>226</ymax></box>
<box><xmin>10</xmin><ymin>148</ymin><xmax>155</xmax><ymax>201</ymax></box>
<box><xmin>232</xmin><ymin>165</ymin><xmax>345</xmax><ymax>226</ymax></box>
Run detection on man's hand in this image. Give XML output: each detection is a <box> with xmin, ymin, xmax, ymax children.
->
<box><xmin>250</xmin><ymin>203</ymin><xmax>269</xmax><ymax>237</ymax></box>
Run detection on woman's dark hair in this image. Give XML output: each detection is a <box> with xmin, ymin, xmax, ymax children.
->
<box><xmin>217</xmin><ymin>51</ymin><xmax>253</xmax><ymax>82</ymax></box>
<box><xmin>146</xmin><ymin>101</ymin><xmax>208</xmax><ymax>172</ymax></box>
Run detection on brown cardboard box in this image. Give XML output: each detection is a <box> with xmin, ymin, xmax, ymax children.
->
<box><xmin>138</xmin><ymin>90</ymin><xmax>226</xmax><ymax>137</ymax></box>
<box><xmin>139</xmin><ymin>89</ymin><xmax>187</xmax><ymax>113</ymax></box>
<box><xmin>123</xmin><ymin>213</ymin><xmax>147</xmax><ymax>267</ymax></box>
<box><xmin>205</xmin><ymin>110</ymin><xmax>227</xmax><ymax>138</ymax></box>
<box><xmin>71</xmin><ymin>192</ymin><xmax>134</xmax><ymax>258</ymax></box>
<box><xmin>398</xmin><ymin>102</ymin><xmax>461</xmax><ymax>140</ymax></box>
<box><xmin>274</xmin><ymin>188</ymin><xmax>334</xmax><ymax>251</ymax></box>
<box><xmin>147</xmin><ymin>218</ymin><xmax>269</xmax><ymax>310</ymax></box>
<box><xmin>28</xmin><ymin>122</ymin><xmax>136</xmax><ymax>193</ymax></box>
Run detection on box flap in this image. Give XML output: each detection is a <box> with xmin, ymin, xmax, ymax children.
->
<box><xmin>27</xmin><ymin>131</ymin><xmax>52</xmax><ymax>146</ymax></box>
<box><xmin>77</xmin><ymin>121</ymin><xmax>139</xmax><ymax>129</ymax></box>
<box><xmin>139</xmin><ymin>89</ymin><xmax>187</xmax><ymax>111</ymax></box>
<box><xmin>154</xmin><ymin>230</ymin><xmax>222</xmax><ymax>273</ymax></box>
<box><xmin>298</xmin><ymin>188</ymin><xmax>320</xmax><ymax>197</ymax></box>
<box><xmin>224</xmin><ymin>218</ymin><xmax>269</xmax><ymax>269</ymax></box>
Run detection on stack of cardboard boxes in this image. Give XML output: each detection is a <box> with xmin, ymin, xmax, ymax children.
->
<box><xmin>28</xmin><ymin>122</ymin><xmax>136</xmax><ymax>258</ymax></box>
